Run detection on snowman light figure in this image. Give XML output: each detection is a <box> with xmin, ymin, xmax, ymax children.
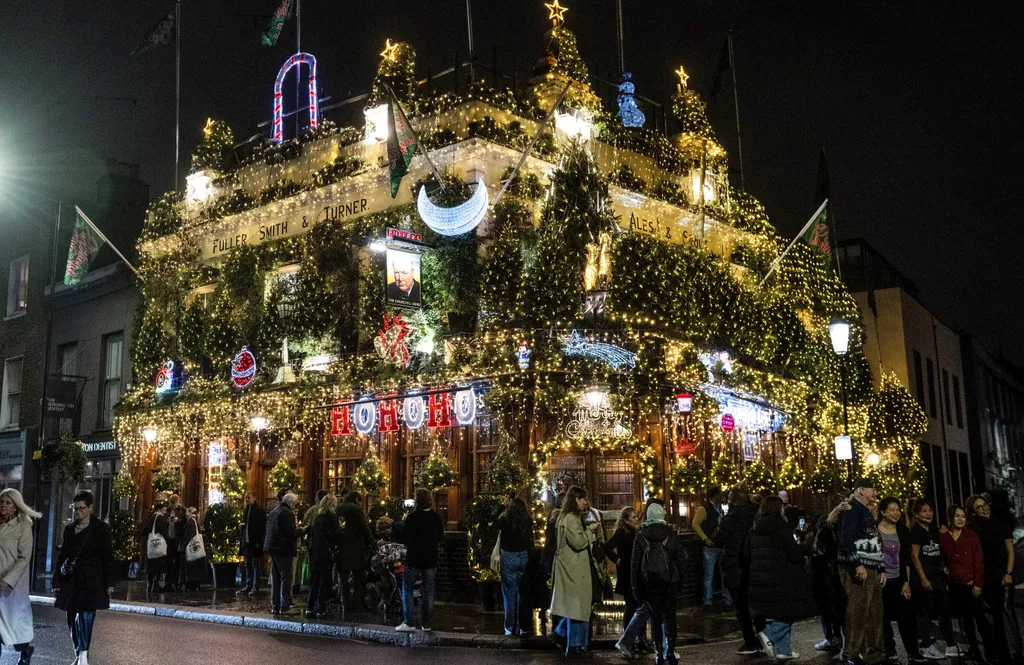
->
<box><xmin>616</xmin><ymin>72</ymin><xmax>646</xmax><ymax>128</ymax></box>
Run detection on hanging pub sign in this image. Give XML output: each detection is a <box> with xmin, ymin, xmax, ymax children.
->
<box><xmin>231</xmin><ymin>346</ymin><xmax>257</xmax><ymax>389</ymax></box>
<box><xmin>328</xmin><ymin>385</ymin><xmax>484</xmax><ymax>436</ymax></box>
<box><xmin>675</xmin><ymin>392</ymin><xmax>693</xmax><ymax>414</ymax></box>
<box><xmin>675</xmin><ymin>437</ymin><xmax>696</xmax><ymax>456</ymax></box>
<box><xmin>385</xmin><ymin>247</ymin><xmax>422</xmax><ymax>310</ymax></box>
<box><xmin>44</xmin><ymin>377</ymin><xmax>79</xmax><ymax>419</ymax></box>
<box><xmin>720</xmin><ymin>413</ymin><xmax>736</xmax><ymax>432</ymax></box>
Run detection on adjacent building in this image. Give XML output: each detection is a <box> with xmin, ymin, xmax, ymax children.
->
<box><xmin>838</xmin><ymin>239</ymin><xmax>974</xmax><ymax>519</ymax></box>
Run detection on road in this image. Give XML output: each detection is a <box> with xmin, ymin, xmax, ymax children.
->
<box><xmin>21</xmin><ymin>606</ymin><xmax>840</xmax><ymax>664</ymax></box>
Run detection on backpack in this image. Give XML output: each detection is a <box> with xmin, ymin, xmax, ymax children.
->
<box><xmin>638</xmin><ymin>532</ymin><xmax>673</xmax><ymax>585</ymax></box>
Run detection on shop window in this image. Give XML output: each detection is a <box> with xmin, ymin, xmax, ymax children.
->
<box><xmin>0</xmin><ymin>358</ymin><xmax>23</xmax><ymax>430</ymax></box>
<box><xmin>595</xmin><ymin>457</ymin><xmax>635</xmax><ymax>510</ymax></box>
<box><xmin>547</xmin><ymin>454</ymin><xmax>586</xmax><ymax>497</ymax></box>
<box><xmin>6</xmin><ymin>255</ymin><xmax>29</xmax><ymax>317</ymax></box>
<box><xmin>207</xmin><ymin>441</ymin><xmax>228</xmax><ymax>505</ymax></box>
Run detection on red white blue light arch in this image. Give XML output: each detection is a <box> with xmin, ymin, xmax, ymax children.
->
<box><xmin>272</xmin><ymin>52</ymin><xmax>319</xmax><ymax>144</ymax></box>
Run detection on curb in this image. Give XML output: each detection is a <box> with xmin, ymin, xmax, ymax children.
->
<box><xmin>30</xmin><ymin>595</ymin><xmax>542</xmax><ymax>650</ymax></box>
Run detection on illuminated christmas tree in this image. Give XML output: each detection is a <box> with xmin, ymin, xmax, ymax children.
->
<box><xmin>191</xmin><ymin>118</ymin><xmax>235</xmax><ymax>172</ymax></box>
<box><xmin>864</xmin><ymin>373</ymin><xmax>929</xmax><ymax>503</ymax></box>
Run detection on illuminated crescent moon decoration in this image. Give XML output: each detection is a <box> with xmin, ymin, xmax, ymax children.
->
<box><xmin>416</xmin><ymin>177</ymin><xmax>489</xmax><ymax>236</ymax></box>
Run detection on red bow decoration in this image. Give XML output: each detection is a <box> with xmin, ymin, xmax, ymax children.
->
<box><xmin>374</xmin><ymin>312</ymin><xmax>414</xmax><ymax>367</ymax></box>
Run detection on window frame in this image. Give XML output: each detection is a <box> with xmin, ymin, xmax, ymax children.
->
<box><xmin>6</xmin><ymin>255</ymin><xmax>29</xmax><ymax>318</ymax></box>
<box><xmin>98</xmin><ymin>332</ymin><xmax>124</xmax><ymax>429</ymax></box>
<box><xmin>0</xmin><ymin>357</ymin><xmax>24</xmax><ymax>430</ymax></box>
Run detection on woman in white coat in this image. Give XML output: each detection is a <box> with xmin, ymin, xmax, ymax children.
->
<box><xmin>0</xmin><ymin>488</ymin><xmax>42</xmax><ymax>664</ymax></box>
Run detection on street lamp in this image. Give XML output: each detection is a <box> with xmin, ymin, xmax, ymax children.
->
<box><xmin>829</xmin><ymin>315</ymin><xmax>852</xmax><ymax>484</ymax></box>
<box><xmin>584</xmin><ymin>384</ymin><xmax>608</xmax><ymax>410</ymax></box>
<box><xmin>250</xmin><ymin>416</ymin><xmax>268</xmax><ymax>432</ymax></box>
<box><xmin>142</xmin><ymin>426</ymin><xmax>158</xmax><ymax>444</ymax></box>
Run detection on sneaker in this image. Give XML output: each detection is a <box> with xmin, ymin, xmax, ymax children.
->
<box><xmin>817</xmin><ymin>640</ymin><xmax>837</xmax><ymax>651</ymax></box>
<box><xmin>236</xmin><ymin>587</ymin><xmax>253</xmax><ymax>596</ymax></box>
<box><xmin>945</xmin><ymin>647</ymin><xmax>962</xmax><ymax>659</ymax></box>
<box><xmin>757</xmin><ymin>632</ymin><xmax>776</xmax><ymax>661</ymax></box>
<box><xmin>248</xmin><ymin>588</ymin><xmax>260</xmax><ymax>597</ymax></box>
<box><xmin>778</xmin><ymin>653</ymin><xmax>801</xmax><ymax>661</ymax></box>
<box><xmin>395</xmin><ymin>623</ymin><xmax>416</xmax><ymax>633</ymax></box>
<box><xmin>422</xmin><ymin>627</ymin><xmax>432</xmax><ymax>632</ymax></box>
<box><xmin>615</xmin><ymin>640</ymin><xmax>634</xmax><ymax>659</ymax></box>
<box><xmin>738</xmin><ymin>644</ymin><xmax>764</xmax><ymax>656</ymax></box>
<box><xmin>303</xmin><ymin>610</ymin><xmax>313</xmax><ymax>619</ymax></box>
<box><xmin>919</xmin><ymin>647</ymin><xmax>945</xmax><ymax>662</ymax></box>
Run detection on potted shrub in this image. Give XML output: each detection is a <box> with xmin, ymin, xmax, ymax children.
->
<box><xmin>465</xmin><ymin>494</ymin><xmax>504</xmax><ymax>612</ymax></box>
<box><xmin>203</xmin><ymin>502</ymin><xmax>242</xmax><ymax>588</ymax></box>
<box><xmin>109</xmin><ymin>508</ymin><xmax>139</xmax><ymax>579</ymax></box>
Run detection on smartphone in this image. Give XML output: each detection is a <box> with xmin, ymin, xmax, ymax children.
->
<box><xmin>403</xmin><ymin>499</ymin><xmax>415</xmax><ymax>509</ymax></box>
<box><xmin>798</xmin><ymin>517</ymin><xmax>806</xmax><ymax>531</ymax></box>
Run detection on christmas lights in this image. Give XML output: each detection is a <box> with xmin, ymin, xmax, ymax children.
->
<box><xmin>272</xmin><ymin>52</ymin><xmax>319</xmax><ymax>144</ymax></box>
<box><xmin>416</xmin><ymin>177</ymin><xmax>489</xmax><ymax>236</ymax></box>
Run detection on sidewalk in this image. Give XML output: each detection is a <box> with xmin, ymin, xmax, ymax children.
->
<box><xmin>32</xmin><ymin>581</ymin><xmax>739</xmax><ymax>650</ymax></box>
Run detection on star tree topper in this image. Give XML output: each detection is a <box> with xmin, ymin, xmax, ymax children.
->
<box><xmin>675</xmin><ymin>66</ymin><xmax>690</xmax><ymax>89</ymax></box>
<box><xmin>380</xmin><ymin>38</ymin><xmax>400</xmax><ymax>62</ymax></box>
<box><xmin>545</xmin><ymin>0</ymin><xmax>569</xmax><ymax>26</ymax></box>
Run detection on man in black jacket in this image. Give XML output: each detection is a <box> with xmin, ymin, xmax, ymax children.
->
<box><xmin>238</xmin><ymin>492</ymin><xmax>267</xmax><ymax>596</ymax></box>
<box><xmin>264</xmin><ymin>492</ymin><xmax>300</xmax><ymax>614</ymax></box>
<box><xmin>395</xmin><ymin>488</ymin><xmax>445</xmax><ymax>632</ymax></box>
<box><xmin>337</xmin><ymin>491</ymin><xmax>376</xmax><ymax>610</ymax></box>
<box><xmin>632</xmin><ymin>503</ymin><xmax>686</xmax><ymax>665</ymax></box>
<box><xmin>713</xmin><ymin>488</ymin><xmax>763</xmax><ymax>656</ymax></box>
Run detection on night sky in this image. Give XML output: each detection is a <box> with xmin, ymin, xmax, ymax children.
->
<box><xmin>2</xmin><ymin>0</ymin><xmax>1021</xmax><ymax>363</ymax></box>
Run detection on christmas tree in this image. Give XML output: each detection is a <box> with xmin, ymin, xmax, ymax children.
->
<box><xmin>368</xmin><ymin>39</ymin><xmax>416</xmax><ymax>108</ymax></box>
<box><xmin>864</xmin><ymin>373</ymin><xmax>929</xmax><ymax>502</ymax></box>
<box><xmin>191</xmin><ymin>118</ymin><xmax>234</xmax><ymax>172</ymax></box>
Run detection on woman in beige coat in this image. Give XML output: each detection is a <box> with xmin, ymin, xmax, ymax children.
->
<box><xmin>550</xmin><ymin>485</ymin><xmax>598</xmax><ymax>658</ymax></box>
<box><xmin>0</xmin><ymin>488</ymin><xmax>42</xmax><ymax>664</ymax></box>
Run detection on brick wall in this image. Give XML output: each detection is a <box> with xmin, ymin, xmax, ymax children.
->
<box><xmin>435</xmin><ymin>531</ymin><xmax>476</xmax><ymax>602</ymax></box>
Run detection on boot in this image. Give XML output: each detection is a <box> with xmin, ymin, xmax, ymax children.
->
<box><xmin>17</xmin><ymin>645</ymin><xmax>33</xmax><ymax>665</ymax></box>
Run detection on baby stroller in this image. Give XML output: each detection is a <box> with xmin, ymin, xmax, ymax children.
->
<box><xmin>367</xmin><ymin>540</ymin><xmax>406</xmax><ymax>620</ymax></box>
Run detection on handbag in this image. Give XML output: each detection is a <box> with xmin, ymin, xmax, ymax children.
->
<box><xmin>185</xmin><ymin>519</ymin><xmax>206</xmax><ymax>562</ymax></box>
<box><xmin>147</xmin><ymin>515</ymin><xmax>168</xmax><ymax>559</ymax></box>
<box><xmin>490</xmin><ymin>532</ymin><xmax>502</xmax><ymax>573</ymax></box>
<box><xmin>60</xmin><ymin>523</ymin><xmax>94</xmax><ymax>578</ymax></box>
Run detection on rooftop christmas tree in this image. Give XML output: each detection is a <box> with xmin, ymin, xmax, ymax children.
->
<box><xmin>368</xmin><ymin>39</ymin><xmax>417</xmax><ymax>108</ymax></box>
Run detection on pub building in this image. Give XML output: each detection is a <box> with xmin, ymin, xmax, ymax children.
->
<box><xmin>115</xmin><ymin>10</ymin><xmax>862</xmax><ymax>606</ymax></box>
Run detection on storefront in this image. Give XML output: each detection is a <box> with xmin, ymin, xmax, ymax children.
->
<box><xmin>0</xmin><ymin>432</ymin><xmax>25</xmax><ymax>492</ymax></box>
<box><xmin>79</xmin><ymin>436</ymin><xmax>122</xmax><ymax>521</ymax></box>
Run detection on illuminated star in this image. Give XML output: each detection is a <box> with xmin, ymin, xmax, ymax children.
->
<box><xmin>545</xmin><ymin>0</ymin><xmax>569</xmax><ymax>26</ymax></box>
<box><xmin>675</xmin><ymin>66</ymin><xmax>690</xmax><ymax>88</ymax></box>
<box><xmin>203</xmin><ymin>117</ymin><xmax>214</xmax><ymax>139</ymax></box>
<box><xmin>380</xmin><ymin>38</ymin><xmax>400</xmax><ymax>61</ymax></box>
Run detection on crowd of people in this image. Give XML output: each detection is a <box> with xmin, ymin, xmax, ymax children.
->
<box><xmin>695</xmin><ymin>478</ymin><xmax>1021</xmax><ymax>665</ymax></box>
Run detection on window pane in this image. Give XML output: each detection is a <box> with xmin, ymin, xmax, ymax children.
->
<box><xmin>60</xmin><ymin>345</ymin><xmax>78</xmax><ymax>377</ymax></box>
<box><xmin>6</xmin><ymin>360</ymin><xmax>22</xmax><ymax>392</ymax></box>
<box><xmin>105</xmin><ymin>335</ymin><xmax>123</xmax><ymax>380</ymax></box>
<box><xmin>102</xmin><ymin>381</ymin><xmax>120</xmax><ymax>427</ymax></box>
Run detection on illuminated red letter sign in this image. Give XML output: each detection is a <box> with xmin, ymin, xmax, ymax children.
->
<box><xmin>427</xmin><ymin>392</ymin><xmax>452</xmax><ymax>429</ymax></box>
<box><xmin>378</xmin><ymin>398</ymin><xmax>401</xmax><ymax>433</ymax></box>
<box><xmin>330</xmin><ymin>405</ymin><xmax>351</xmax><ymax>436</ymax></box>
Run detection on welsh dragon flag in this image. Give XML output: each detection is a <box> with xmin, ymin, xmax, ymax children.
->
<box><xmin>798</xmin><ymin>199</ymin><xmax>832</xmax><ymax>258</ymax></box>
<box><xmin>64</xmin><ymin>208</ymin><xmax>105</xmax><ymax>287</ymax></box>
<box><xmin>386</xmin><ymin>92</ymin><xmax>419</xmax><ymax>198</ymax></box>
<box><xmin>261</xmin><ymin>0</ymin><xmax>294</xmax><ymax>47</ymax></box>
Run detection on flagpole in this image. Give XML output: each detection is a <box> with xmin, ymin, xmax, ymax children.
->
<box><xmin>492</xmin><ymin>81</ymin><xmax>572</xmax><ymax>208</ymax></box>
<box><xmin>615</xmin><ymin>0</ymin><xmax>624</xmax><ymax>74</ymax></box>
<box><xmin>295</xmin><ymin>0</ymin><xmax>301</xmax><ymax>138</ymax></box>
<box><xmin>760</xmin><ymin>198</ymin><xmax>828</xmax><ymax>286</ymax></box>
<box><xmin>728</xmin><ymin>29</ymin><xmax>744</xmax><ymax>190</ymax></box>
<box><xmin>465</xmin><ymin>0</ymin><xmax>475</xmax><ymax>84</ymax></box>
<box><xmin>75</xmin><ymin>207</ymin><xmax>141</xmax><ymax>278</ymax></box>
<box><xmin>175</xmin><ymin>0</ymin><xmax>181</xmax><ymax>190</ymax></box>
<box><xmin>384</xmin><ymin>84</ymin><xmax>447</xmax><ymax>189</ymax></box>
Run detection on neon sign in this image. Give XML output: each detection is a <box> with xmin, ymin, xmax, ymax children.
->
<box><xmin>272</xmin><ymin>52</ymin><xmax>319</xmax><ymax>144</ymax></box>
<box><xmin>155</xmin><ymin>360</ymin><xmax>179</xmax><ymax>394</ymax></box>
<box><xmin>327</xmin><ymin>386</ymin><xmax>483</xmax><ymax>436</ymax></box>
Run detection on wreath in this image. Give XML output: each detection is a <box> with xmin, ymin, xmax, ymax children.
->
<box><xmin>352</xmin><ymin>453</ymin><xmax>389</xmax><ymax>494</ymax></box>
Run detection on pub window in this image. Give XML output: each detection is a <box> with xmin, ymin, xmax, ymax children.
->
<box><xmin>595</xmin><ymin>456</ymin><xmax>635</xmax><ymax>511</ymax></box>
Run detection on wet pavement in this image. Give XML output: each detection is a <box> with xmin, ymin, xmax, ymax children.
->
<box><xmin>108</xmin><ymin>580</ymin><xmax>739</xmax><ymax>647</ymax></box>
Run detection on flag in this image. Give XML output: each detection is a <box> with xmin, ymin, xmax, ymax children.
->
<box><xmin>132</xmin><ymin>7</ymin><xmax>176</xmax><ymax>56</ymax></box>
<box><xmin>64</xmin><ymin>208</ymin><xmax>105</xmax><ymax>287</ymax></box>
<box><xmin>709</xmin><ymin>37</ymin><xmax>731</xmax><ymax>102</ymax></box>
<box><xmin>797</xmin><ymin>199</ymin><xmax>832</xmax><ymax>259</ymax></box>
<box><xmin>386</xmin><ymin>92</ymin><xmax>419</xmax><ymax>198</ymax></box>
<box><xmin>261</xmin><ymin>0</ymin><xmax>295</xmax><ymax>47</ymax></box>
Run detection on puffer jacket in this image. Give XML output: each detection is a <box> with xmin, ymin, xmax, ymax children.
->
<box><xmin>712</xmin><ymin>502</ymin><xmax>757</xmax><ymax>590</ymax></box>
<box><xmin>747</xmin><ymin>514</ymin><xmax>816</xmax><ymax>623</ymax></box>
<box><xmin>630</xmin><ymin>522</ymin><xmax>687</xmax><ymax>602</ymax></box>
<box><xmin>264</xmin><ymin>502</ymin><xmax>299</xmax><ymax>557</ymax></box>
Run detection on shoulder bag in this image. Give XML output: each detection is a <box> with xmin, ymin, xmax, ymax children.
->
<box><xmin>489</xmin><ymin>532</ymin><xmax>502</xmax><ymax>573</ymax></box>
<box><xmin>185</xmin><ymin>518</ymin><xmax>206</xmax><ymax>562</ymax></box>
<box><xmin>60</xmin><ymin>523</ymin><xmax>94</xmax><ymax>578</ymax></box>
<box><xmin>147</xmin><ymin>516</ymin><xmax>168</xmax><ymax>559</ymax></box>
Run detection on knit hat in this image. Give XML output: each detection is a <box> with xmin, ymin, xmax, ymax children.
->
<box><xmin>645</xmin><ymin>503</ymin><xmax>667</xmax><ymax>525</ymax></box>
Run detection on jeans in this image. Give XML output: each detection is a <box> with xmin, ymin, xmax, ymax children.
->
<box><xmin>702</xmin><ymin>547</ymin><xmax>731</xmax><ymax>605</ymax></box>
<box><xmin>402</xmin><ymin>566</ymin><xmax>436</xmax><ymax>628</ymax></box>
<box><xmin>243</xmin><ymin>545</ymin><xmax>262</xmax><ymax>591</ymax></box>
<box><xmin>554</xmin><ymin>617</ymin><xmax>589</xmax><ymax>653</ymax></box>
<box><xmin>882</xmin><ymin>579</ymin><xmax>918</xmax><ymax>658</ymax></box>
<box><xmin>914</xmin><ymin>582</ymin><xmax>954</xmax><ymax>648</ymax></box>
<box><xmin>270</xmin><ymin>554</ymin><xmax>294</xmax><ymax>610</ymax></box>
<box><xmin>620</xmin><ymin>602</ymin><xmax>650</xmax><ymax>648</ymax></box>
<box><xmin>645</xmin><ymin>586</ymin><xmax>679</xmax><ymax>658</ymax></box>
<box><xmin>66</xmin><ymin>610</ymin><xmax>95</xmax><ymax>654</ymax></box>
<box><xmin>307</xmin><ymin>569</ymin><xmax>333</xmax><ymax>613</ymax></box>
<box><xmin>500</xmin><ymin>550</ymin><xmax>528</xmax><ymax>636</ymax></box>
<box><xmin>981</xmin><ymin>577</ymin><xmax>1011</xmax><ymax>660</ymax></box>
<box><xmin>840</xmin><ymin>568</ymin><xmax>886</xmax><ymax>663</ymax></box>
<box><xmin>729</xmin><ymin>584</ymin><xmax>765</xmax><ymax>647</ymax></box>
<box><xmin>762</xmin><ymin>620</ymin><xmax>793</xmax><ymax>656</ymax></box>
